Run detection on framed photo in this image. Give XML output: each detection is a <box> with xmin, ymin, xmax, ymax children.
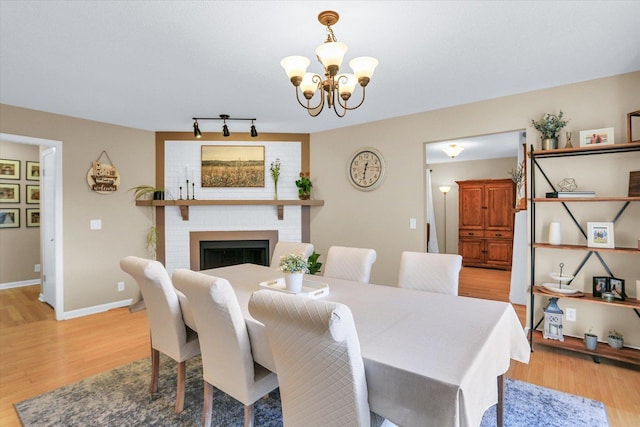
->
<box><xmin>26</xmin><ymin>208</ymin><xmax>40</xmax><ymax>227</ymax></box>
<box><xmin>609</xmin><ymin>277</ymin><xmax>625</xmax><ymax>301</ymax></box>
<box><xmin>26</xmin><ymin>185</ymin><xmax>40</xmax><ymax>204</ymax></box>
<box><xmin>201</xmin><ymin>145</ymin><xmax>265</xmax><ymax>188</ymax></box>
<box><xmin>587</xmin><ymin>222</ymin><xmax>615</xmax><ymax>248</ymax></box>
<box><xmin>26</xmin><ymin>161</ymin><xmax>40</xmax><ymax>181</ymax></box>
<box><xmin>579</xmin><ymin>127</ymin><xmax>614</xmax><ymax>147</ymax></box>
<box><xmin>0</xmin><ymin>208</ymin><xmax>20</xmax><ymax>228</ymax></box>
<box><xmin>592</xmin><ymin>276</ymin><xmax>609</xmax><ymax>297</ymax></box>
<box><xmin>0</xmin><ymin>159</ymin><xmax>20</xmax><ymax>180</ymax></box>
<box><xmin>0</xmin><ymin>183</ymin><xmax>20</xmax><ymax>203</ymax></box>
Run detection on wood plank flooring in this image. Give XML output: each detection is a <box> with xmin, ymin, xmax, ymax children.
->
<box><xmin>1</xmin><ymin>268</ymin><xmax>639</xmax><ymax>426</ymax></box>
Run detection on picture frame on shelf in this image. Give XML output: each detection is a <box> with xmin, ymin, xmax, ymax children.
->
<box><xmin>609</xmin><ymin>277</ymin><xmax>625</xmax><ymax>301</ymax></box>
<box><xmin>0</xmin><ymin>183</ymin><xmax>20</xmax><ymax>203</ymax></box>
<box><xmin>26</xmin><ymin>208</ymin><xmax>40</xmax><ymax>227</ymax></box>
<box><xmin>26</xmin><ymin>161</ymin><xmax>40</xmax><ymax>181</ymax></box>
<box><xmin>592</xmin><ymin>276</ymin><xmax>609</xmax><ymax>297</ymax></box>
<box><xmin>587</xmin><ymin>222</ymin><xmax>615</xmax><ymax>249</ymax></box>
<box><xmin>579</xmin><ymin>127</ymin><xmax>614</xmax><ymax>147</ymax></box>
<box><xmin>26</xmin><ymin>185</ymin><xmax>40</xmax><ymax>204</ymax></box>
<box><xmin>0</xmin><ymin>159</ymin><xmax>20</xmax><ymax>180</ymax></box>
<box><xmin>0</xmin><ymin>208</ymin><xmax>20</xmax><ymax>228</ymax></box>
<box><xmin>201</xmin><ymin>145</ymin><xmax>265</xmax><ymax>188</ymax></box>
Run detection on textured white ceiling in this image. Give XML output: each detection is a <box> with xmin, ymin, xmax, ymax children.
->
<box><xmin>1</xmin><ymin>1</ymin><xmax>639</xmax><ymax>135</ymax></box>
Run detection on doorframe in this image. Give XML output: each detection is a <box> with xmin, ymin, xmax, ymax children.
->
<box><xmin>0</xmin><ymin>133</ymin><xmax>64</xmax><ymax>320</ymax></box>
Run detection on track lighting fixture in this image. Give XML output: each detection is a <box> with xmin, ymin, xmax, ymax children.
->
<box><xmin>191</xmin><ymin>114</ymin><xmax>258</xmax><ymax>138</ymax></box>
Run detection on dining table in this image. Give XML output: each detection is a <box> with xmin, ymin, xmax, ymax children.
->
<box><xmin>199</xmin><ymin>263</ymin><xmax>530</xmax><ymax>427</ymax></box>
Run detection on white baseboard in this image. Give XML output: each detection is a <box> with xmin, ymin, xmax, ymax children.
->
<box><xmin>62</xmin><ymin>299</ymin><xmax>133</xmax><ymax>320</ymax></box>
<box><xmin>0</xmin><ymin>279</ymin><xmax>40</xmax><ymax>290</ymax></box>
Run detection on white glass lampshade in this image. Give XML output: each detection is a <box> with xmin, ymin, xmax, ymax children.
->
<box><xmin>300</xmin><ymin>73</ymin><xmax>320</xmax><ymax>94</ymax></box>
<box><xmin>439</xmin><ymin>186</ymin><xmax>451</xmax><ymax>194</ymax></box>
<box><xmin>442</xmin><ymin>144</ymin><xmax>464</xmax><ymax>158</ymax></box>
<box><xmin>281</xmin><ymin>56</ymin><xmax>311</xmax><ymax>79</ymax></box>
<box><xmin>337</xmin><ymin>73</ymin><xmax>357</xmax><ymax>97</ymax></box>
<box><xmin>349</xmin><ymin>56</ymin><xmax>379</xmax><ymax>80</ymax></box>
<box><xmin>315</xmin><ymin>41</ymin><xmax>348</xmax><ymax>68</ymax></box>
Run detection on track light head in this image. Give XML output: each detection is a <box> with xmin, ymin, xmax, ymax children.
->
<box><xmin>193</xmin><ymin>120</ymin><xmax>202</xmax><ymax>138</ymax></box>
<box><xmin>222</xmin><ymin>123</ymin><xmax>230</xmax><ymax>137</ymax></box>
<box><xmin>250</xmin><ymin>122</ymin><xmax>258</xmax><ymax>137</ymax></box>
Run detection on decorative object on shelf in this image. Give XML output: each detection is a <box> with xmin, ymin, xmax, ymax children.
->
<box><xmin>557</xmin><ymin>178</ymin><xmax>578</xmax><ymax>192</ymax></box>
<box><xmin>542</xmin><ymin>266</ymin><xmax>577</xmax><ymax>294</ymax></box>
<box><xmin>584</xmin><ymin>328</ymin><xmax>598</xmax><ymax>351</ymax></box>
<box><xmin>191</xmin><ymin>115</ymin><xmax>258</xmax><ymax>138</ymax></box>
<box><xmin>548</xmin><ymin>222</ymin><xmax>562</xmax><ymax>245</ymax></box>
<box><xmin>86</xmin><ymin>151</ymin><xmax>119</xmax><ymax>194</ymax></box>
<box><xmin>442</xmin><ymin>144</ymin><xmax>464</xmax><ymax>158</ymax></box>
<box><xmin>0</xmin><ymin>183</ymin><xmax>20</xmax><ymax>203</ymax></box>
<box><xmin>25</xmin><ymin>161</ymin><xmax>40</xmax><ymax>181</ymax></box>
<box><xmin>295</xmin><ymin>172</ymin><xmax>312</xmax><ymax>200</ymax></box>
<box><xmin>26</xmin><ymin>208</ymin><xmax>40</xmax><ymax>227</ymax></box>
<box><xmin>201</xmin><ymin>145</ymin><xmax>265</xmax><ymax>188</ymax></box>
<box><xmin>628</xmin><ymin>110</ymin><xmax>640</xmax><ymax>143</ymax></box>
<box><xmin>564</xmin><ymin>131</ymin><xmax>573</xmax><ymax>149</ymax></box>
<box><xmin>579</xmin><ymin>127</ymin><xmax>615</xmax><ymax>147</ymax></box>
<box><xmin>592</xmin><ymin>276</ymin><xmax>609</xmax><ymax>297</ymax></box>
<box><xmin>280</xmin><ymin>10</ymin><xmax>378</xmax><ymax>118</ymax></box>
<box><xmin>129</xmin><ymin>185</ymin><xmax>163</xmax><ymax>259</ymax></box>
<box><xmin>542</xmin><ymin>297</ymin><xmax>564</xmax><ymax>341</ymax></box>
<box><xmin>0</xmin><ymin>158</ymin><xmax>20</xmax><ymax>180</ymax></box>
<box><xmin>609</xmin><ymin>277</ymin><xmax>625</xmax><ymax>301</ymax></box>
<box><xmin>587</xmin><ymin>222</ymin><xmax>615</xmax><ymax>249</ymax></box>
<box><xmin>270</xmin><ymin>158</ymin><xmax>281</xmax><ymax>200</ymax></box>
<box><xmin>278</xmin><ymin>253</ymin><xmax>310</xmax><ymax>293</ymax></box>
<box><xmin>531</xmin><ymin>111</ymin><xmax>568</xmax><ymax>150</ymax></box>
<box><xmin>0</xmin><ymin>208</ymin><xmax>20</xmax><ymax>228</ymax></box>
<box><xmin>628</xmin><ymin>171</ymin><xmax>640</xmax><ymax>196</ymax></box>
<box><xmin>348</xmin><ymin>147</ymin><xmax>385</xmax><ymax>191</ymax></box>
<box><xmin>607</xmin><ymin>330</ymin><xmax>623</xmax><ymax>350</ymax></box>
<box><xmin>509</xmin><ymin>160</ymin><xmax>525</xmax><ymax>207</ymax></box>
<box><xmin>601</xmin><ymin>292</ymin><xmax>615</xmax><ymax>302</ymax></box>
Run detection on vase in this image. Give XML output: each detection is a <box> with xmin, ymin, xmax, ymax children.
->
<box><xmin>548</xmin><ymin>222</ymin><xmax>561</xmax><ymax>245</ymax></box>
<box><xmin>584</xmin><ymin>334</ymin><xmax>598</xmax><ymax>351</ymax></box>
<box><xmin>298</xmin><ymin>192</ymin><xmax>310</xmax><ymax>200</ymax></box>
<box><xmin>541</xmin><ymin>137</ymin><xmax>558</xmax><ymax>150</ymax></box>
<box><xmin>274</xmin><ymin>182</ymin><xmax>278</xmax><ymax>200</ymax></box>
<box><xmin>607</xmin><ymin>336</ymin><xmax>623</xmax><ymax>350</ymax></box>
<box><xmin>284</xmin><ymin>272</ymin><xmax>304</xmax><ymax>293</ymax></box>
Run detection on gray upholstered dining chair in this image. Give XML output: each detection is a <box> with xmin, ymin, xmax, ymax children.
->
<box><xmin>322</xmin><ymin>245</ymin><xmax>377</xmax><ymax>283</ymax></box>
<box><xmin>172</xmin><ymin>269</ymin><xmax>279</xmax><ymax>427</ymax></box>
<box><xmin>397</xmin><ymin>251</ymin><xmax>463</xmax><ymax>295</ymax></box>
<box><xmin>119</xmin><ymin>256</ymin><xmax>200</xmax><ymax>413</ymax></box>
<box><xmin>270</xmin><ymin>241</ymin><xmax>314</xmax><ymax>268</ymax></box>
<box><xmin>248</xmin><ymin>289</ymin><xmax>394</xmax><ymax>427</ymax></box>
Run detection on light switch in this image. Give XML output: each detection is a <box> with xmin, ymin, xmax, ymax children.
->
<box><xmin>409</xmin><ymin>218</ymin><xmax>417</xmax><ymax>229</ymax></box>
<box><xmin>90</xmin><ymin>219</ymin><xmax>102</xmax><ymax>230</ymax></box>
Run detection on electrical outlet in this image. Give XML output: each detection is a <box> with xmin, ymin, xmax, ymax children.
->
<box><xmin>117</xmin><ymin>282</ymin><xmax>125</xmax><ymax>292</ymax></box>
<box><xmin>565</xmin><ymin>308</ymin><xmax>576</xmax><ymax>322</ymax></box>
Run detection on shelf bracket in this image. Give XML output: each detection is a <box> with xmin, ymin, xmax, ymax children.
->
<box><xmin>277</xmin><ymin>205</ymin><xmax>284</xmax><ymax>220</ymax></box>
<box><xmin>179</xmin><ymin>205</ymin><xmax>189</xmax><ymax>221</ymax></box>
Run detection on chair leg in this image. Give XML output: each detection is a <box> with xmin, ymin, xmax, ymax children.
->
<box><xmin>175</xmin><ymin>361</ymin><xmax>186</xmax><ymax>413</ymax></box>
<box><xmin>149</xmin><ymin>347</ymin><xmax>159</xmax><ymax>393</ymax></box>
<box><xmin>202</xmin><ymin>381</ymin><xmax>214</xmax><ymax>427</ymax></box>
<box><xmin>244</xmin><ymin>404</ymin><xmax>255</xmax><ymax>427</ymax></box>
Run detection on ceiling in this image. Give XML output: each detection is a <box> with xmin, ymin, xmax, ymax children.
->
<box><xmin>425</xmin><ymin>130</ymin><xmax>524</xmax><ymax>164</ymax></box>
<box><xmin>1</xmin><ymin>1</ymin><xmax>639</xmax><ymax>136</ymax></box>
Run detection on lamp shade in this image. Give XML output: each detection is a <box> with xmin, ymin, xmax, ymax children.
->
<box><xmin>315</xmin><ymin>41</ymin><xmax>348</xmax><ymax>69</ymax></box>
<box><xmin>337</xmin><ymin>73</ymin><xmax>357</xmax><ymax>98</ymax></box>
<box><xmin>281</xmin><ymin>56</ymin><xmax>311</xmax><ymax>80</ymax></box>
<box><xmin>443</xmin><ymin>144</ymin><xmax>464</xmax><ymax>158</ymax></box>
<box><xmin>439</xmin><ymin>186</ymin><xmax>451</xmax><ymax>194</ymax></box>
<box><xmin>300</xmin><ymin>73</ymin><xmax>320</xmax><ymax>96</ymax></box>
<box><xmin>349</xmin><ymin>56</ymin><xmax>379</xmax><ymax>80</ymax></box>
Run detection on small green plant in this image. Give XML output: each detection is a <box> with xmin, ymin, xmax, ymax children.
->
<box><xmin>307</xmin><ymin>251</ymin><xmax>322</xmax><ymax>275</ymax></box>
<box><xmin>531</xmin><ymin>111</ymin><xmax>569</xmax><ymax>139</ymax></box>
<box><xmin>278</xmin><ymin>253</ymin><xmax>310</xmax><ymax>274</ymax></box>
<box><xmin>270</xmin><ymin>158</ymin><xmax>281</xmax><ymax>199</ymax></box>
<box><xmin>295</xmin><ymin>172</ymin><xmax>312</xmax><ymax>199</ymax></box>
<box><xmin>129</xmin><ymin>185</ymin><xmax>162</xmax><ymax>259</ymax></box>
<box><xmin>585</xmin><ymin>326</ymin><xmax>596</xmax><ymax>337</ymax></box>
<box><xmin>608</xmin><ymin>330</ymin><xmax>623</xmax><ymax>339</ymax></box>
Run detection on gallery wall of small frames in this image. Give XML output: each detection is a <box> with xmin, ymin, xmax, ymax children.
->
<box><xmin>0</xmin><ymin>158</ymin><xmax>40</xmax><ymax>228</ymax></box>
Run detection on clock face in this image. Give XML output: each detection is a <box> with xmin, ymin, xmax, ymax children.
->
<box><xmin>348</xmin><ymin>148</ymin><xmax>385</xmax><ymax>191</ymax></box>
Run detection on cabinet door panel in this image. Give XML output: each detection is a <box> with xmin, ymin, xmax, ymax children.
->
<box><xmin>459</xmin><ymin>238</ymin><xmax>484</xmax><ymax>265</ymax></box>
<box><xmin>485</xmin><ymin>239</ymin><xmax>513</xmax><ymax>268</ymax></box>
<box><xmin>459</xmin><ymin>185</ymin><xmax>484</xmax><ymax>230</ymax></box>
<box><xmin>486</xmin><ymin>183</ymin><xmax>514</xmax><ymax>231</ymax></box>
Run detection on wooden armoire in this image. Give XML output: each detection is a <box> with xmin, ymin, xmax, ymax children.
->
<box><xmin>456</xmin><ymin>179</ymin><xmax>515</xmax><ymax>270</ymax></box>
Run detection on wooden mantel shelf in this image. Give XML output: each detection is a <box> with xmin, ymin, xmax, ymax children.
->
<box><xmin>136</xmin><ymin>199</ymin><xmax>325</xmax><ymax>221</ymax></box>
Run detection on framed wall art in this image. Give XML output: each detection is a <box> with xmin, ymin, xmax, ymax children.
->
<box><xmin>0</xmin><ymin>208</ymin><xmax>20</xmax><ymax>228</ymax></box>
<box><xmin>26</xmin><ymin>208</ymin><xmax>40</xmax><ymax>227</ymax></box>
<box><xmin>0</xmin><ymin>159</ymin><xmax>20</xmax><ymax>180</ymax></box>
<box><xmin>201</xmin><ymin>145</ymin><xmax>265</xmax><ymax>188</ymax></box>
<box><xmin>26</xmin><ymin>185</ymin><xmax>40</xmax><ymax>204</ymax></box>
<box><xmin>587</xmin><ymin>222</ymin><xmax>615</xmax><ymax>249</ymax></box>
<box><xmin>26</xmin><ymin>161</ymin><xmax>40</xmax><ymax>181</ymax></box>
<box><xmin>0</xmin><ymin>183</ymin><xmax>20</xmax><ymax>203</ymax></box>
<box><xmin>579</xmin><ymin>127</ymin><xmax>614</xmax><ymax>147</ymax></box>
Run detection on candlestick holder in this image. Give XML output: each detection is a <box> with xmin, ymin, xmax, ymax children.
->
<box><xmin>179</xmin><ymin>186</ymin><xmax>183</xmax><ymax>200</ymax></box>
<box><xmin>186</xmin><ymin>179</ymin><xmax>190</xmax><ymax>200</ymax></box>
<box><xmin>192</xmin><ymin>182</ymin><xmax>196</xmax><ymax>200</ymax></box>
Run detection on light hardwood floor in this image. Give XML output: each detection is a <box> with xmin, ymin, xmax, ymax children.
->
<box><xmin>1</xmin><ymin>268</ymin><xmax>639</xmax><ymax>426</ymax></box>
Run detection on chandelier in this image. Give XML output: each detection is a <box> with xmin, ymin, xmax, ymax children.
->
<box><xmin>280</xmin><ymin>10</ymin><xmax>378</xmax><ymax>117</ymax></box>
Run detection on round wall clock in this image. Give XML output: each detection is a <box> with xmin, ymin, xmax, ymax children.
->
<box><xmin>348</xmin><ymin>147</ymin><xmax>386</xmax><ymax>191</ymax></box>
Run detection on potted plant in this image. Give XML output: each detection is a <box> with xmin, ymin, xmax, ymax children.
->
<box><xmin>607</xmin><ymin>330</ymin><xmax>624</xmax><ymax>349</ymax></box>
<box><xmin>295</xmin><ymin>172</ymin><xmax>312</xmax><ymax>200</ymax></box>
<box><xmin>307</xmin><ymin>251</ymin><xmax>322</xmax><ymax>275</ymax></box>
<box><xmin>509</xmin><ymin>161</ymin><xmax>525</xmax><ymax>208</ymax></box>
<box><xmin>129</xmin><ymin>185</ymin><xmax>164</xmax><ymax>259</ymax></box>
<box><xmin>278</xmin><ymin>252</ymin><xmax>309</xmax><ymax>293</ymax></box>
<box><xmin>584</xmin><ymin>327</ymin><xmax>598</xmax><ymax>351</ymax></box>
<box><xmin>270</xmin><ymin>158</ymin><xmax>281</xmax><ymax>200</ymax></box>
<box><xmin>531</xmin><ymin>111</ymin><xmax>569</xmax><ymax>150</ymax></box>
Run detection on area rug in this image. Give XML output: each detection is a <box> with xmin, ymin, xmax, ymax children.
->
<box><xmin>15</xmin><ymin>355</ymin><xmax>608</xmax><ymax>427</ymax></box>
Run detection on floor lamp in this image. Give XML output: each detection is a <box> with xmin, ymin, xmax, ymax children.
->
<box><xmin>439</xmin><ymin>186</ymin><xmax>451</xmax><ymax>253</ymax></box>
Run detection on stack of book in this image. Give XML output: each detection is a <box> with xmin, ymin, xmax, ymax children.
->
<box><xmin>546</xmin><ymin>191</ymin><xmax>595</xmax><ymax>198</ymax></box>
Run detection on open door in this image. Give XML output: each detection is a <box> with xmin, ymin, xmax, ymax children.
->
<box><xmin>40</xmin><ymin>147</ymin><xmax>57</xmax><ymax>308</ymax></box>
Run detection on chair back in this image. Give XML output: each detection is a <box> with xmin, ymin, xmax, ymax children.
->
<box><xmin>120</xmin><ymin>256</ymin><xmax>197</xmax><ymax>361</ymax></box>
<box><xmin>270</xmin><ymin>241</ymin><xmax>314</xmax><ymax>268</ymax></box>
<box><xmin>249</xmin><ymin>289</ymin><xmax>372</xmax><ymax>427</ymax></box>
<box><xmin>172</xmin><ymin>269</ymin><xmax>277</xmax><ymax>405</ymax></box>
<box><xmin>397</xmin><ymin>251</ymin><xmax>463</xmax><ymax>295</ymax></box>
<box><xmin>323</xmin><ymin>246</ymin><xmax>377</xmax><ymax>283</ymax></box>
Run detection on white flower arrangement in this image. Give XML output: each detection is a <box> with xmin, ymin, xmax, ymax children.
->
<box><xmin>279</xmin><ymin>253</ymin><xmax>309</xmax><ymax>274</ymax></box>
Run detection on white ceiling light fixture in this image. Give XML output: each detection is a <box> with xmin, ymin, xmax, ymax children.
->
<box><xmin>280</xmin><ymin>10</ymin><xmax>378</xmax><ymax>118</ymax></box>
<box><xmin>442</xmin><ymin>144</ymin><xmax>464</xmax><ymax>158</ymax></box>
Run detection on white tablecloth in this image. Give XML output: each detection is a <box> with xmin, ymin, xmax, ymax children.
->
<box><xmin>200</xmin><ymin>264</ymin><xmax>530</xmax><ymax>427</ymax></box>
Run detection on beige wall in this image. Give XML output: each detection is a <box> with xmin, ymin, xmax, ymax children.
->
<box><xmin>0</xmin><ymin>141</ymin><xmax>40</xmax><ymax>284</ymax></box>
<box><xmin>0</xmin><ymin>105</ymin><xmax>155</xmax><ymax>311</ymax></box>
<box><xmin>310</xmin><ymin>71</ymin><xmax>640</xmax><ymax>346</ymax></box>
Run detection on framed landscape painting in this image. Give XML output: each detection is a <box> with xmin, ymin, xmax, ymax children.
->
<box><xmin>201</xmin><ymin>145</ymin><xmax>265</xmax><ymax>187</ymax></box>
